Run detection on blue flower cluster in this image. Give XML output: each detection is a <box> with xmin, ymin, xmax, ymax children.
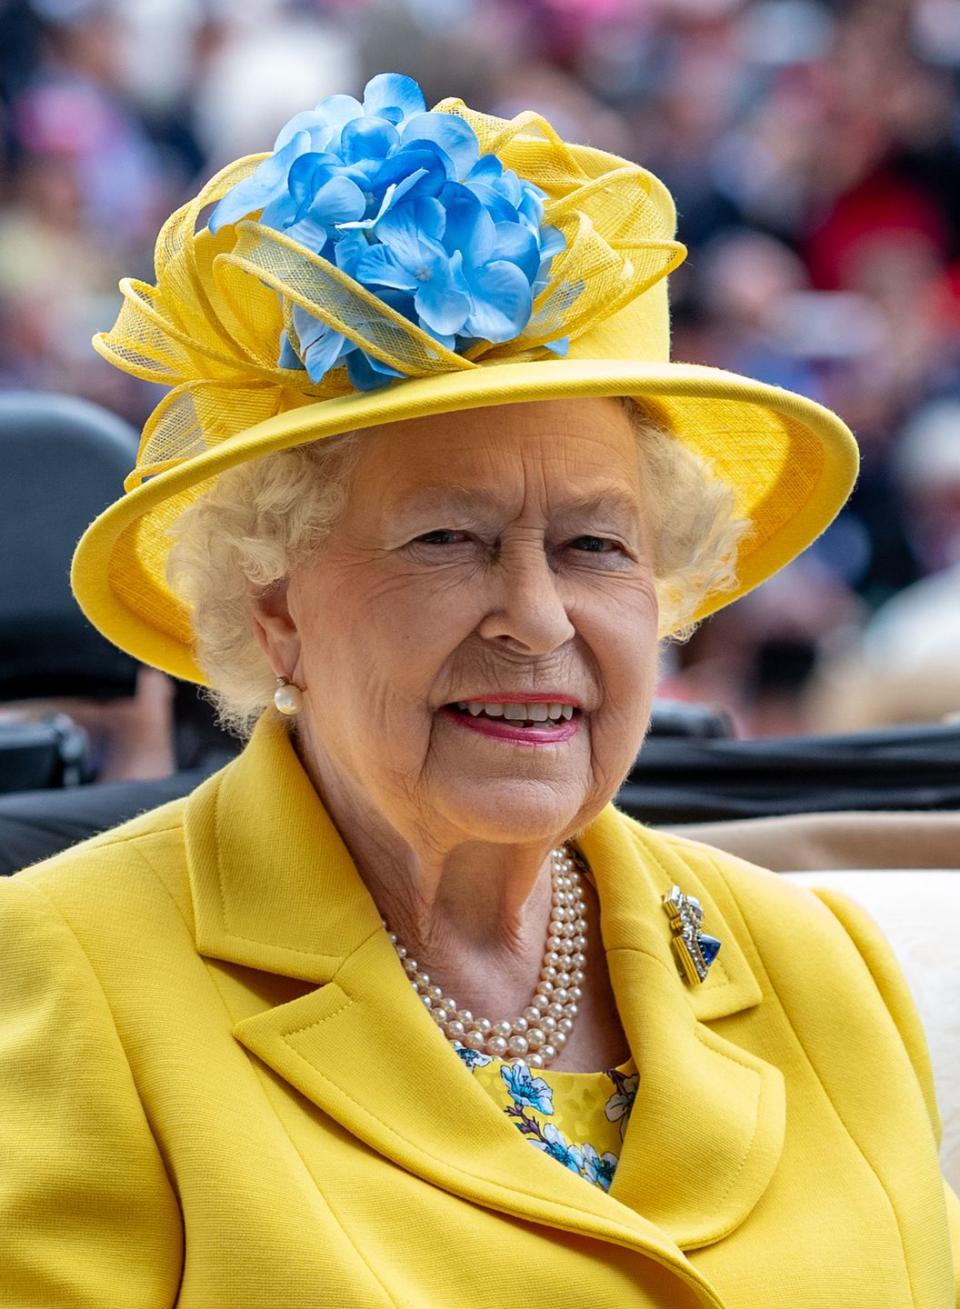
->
<box><xmin>209</xmin><ymin>73</ymin><xmax>568</xmax><ymax>391</ymax></box>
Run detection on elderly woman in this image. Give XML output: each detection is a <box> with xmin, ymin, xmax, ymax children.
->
<box><xmin>1</xmin><ymin>75</ymin><xmax>957</xmax><ymax>1309</ymax></box>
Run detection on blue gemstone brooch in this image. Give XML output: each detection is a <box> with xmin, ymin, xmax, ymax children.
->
<box><xmin>661</xmin><ymin>885</ymin><xmax>722</xmax><ymax>986</ymax></box>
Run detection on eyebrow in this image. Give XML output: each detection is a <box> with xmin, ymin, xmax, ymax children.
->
<box><xmin>392</xmin><ymin>485</ymin><xmax>643</xmax><ymax>527</ymax></box>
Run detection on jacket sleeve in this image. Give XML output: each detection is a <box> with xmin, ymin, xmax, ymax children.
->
<box><xmin>811</xmin><ymin>885</ymin><xmax>960</xmax><ymax>1307</ymax></box>
<box><xmin>0</xmin><ymin>875</ymin><xmax>183</xmax><ymax>1308</ymax></box>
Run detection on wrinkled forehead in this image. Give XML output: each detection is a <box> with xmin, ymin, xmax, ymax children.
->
<box><xmin>346</xmin><ymin>396</ymin><xmax>645</xmax><ymax>520</ymax></box>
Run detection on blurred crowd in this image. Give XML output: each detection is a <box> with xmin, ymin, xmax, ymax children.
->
<box><xmin>3</xmin><ymin>0</ymin><xmax>960</xmax><ymax>744</ymax></box>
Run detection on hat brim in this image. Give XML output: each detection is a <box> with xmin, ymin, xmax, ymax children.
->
<box><xmin>71</xmin><ymin>358</ymin><xmax>858</xmax><ymax>684</ymax></box>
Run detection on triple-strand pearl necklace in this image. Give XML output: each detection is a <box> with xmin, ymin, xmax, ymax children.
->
<box><xmin>381</xmin><ymin>845</ymin><xmax>587</xmax><ymax>1069</ymax></box>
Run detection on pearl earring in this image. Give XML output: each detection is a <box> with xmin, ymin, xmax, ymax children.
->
<box><xmin>273</xmin><ymin>675</ymin><xmax>303</xmax><ymax>716</ymax></box>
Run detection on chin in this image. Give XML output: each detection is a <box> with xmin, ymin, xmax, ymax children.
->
<box><xmin>434</xmin><ymin>776</ymin><xmax>595</xmax><ymax>847</ymax></box>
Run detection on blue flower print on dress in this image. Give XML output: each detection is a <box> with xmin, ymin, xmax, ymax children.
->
<box><xmin>581</xmin><ymin>1143</ymin><xmax>619</xmax><ymax>1192</ymax></box>
<box><xmin>207</xmin><ymin>72</ymin><xmax>570</xmax><ymax>390</ymax></box>
<box><xmin>533</xmin><ymin>1123</ymin><xmax>585</xmax><ymax>1175</ymax></box>
<box><xmin>499</xmin><ymin>1061</ymin><xmax>555</xmax><ymax>1115</ymax></box>
<box><xmin>604</xmin><ymin>1068</ymin><xmax>639</xmax><ymax>1141</ymax></box>
<box><xmin>452</xmin><ymin>1042</ymin><xmax>493</xmax><ymax>1071</ymax></box>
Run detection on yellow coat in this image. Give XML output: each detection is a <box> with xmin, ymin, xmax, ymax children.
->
<box><xmin>2</xmin><ymin>713</ymin><xmax>958</xmax><ymax>1308</ymax></box>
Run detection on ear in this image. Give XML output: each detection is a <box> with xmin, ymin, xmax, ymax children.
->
<box><xmin>250</xmin><ymin>578</ymin><xmax>302</xmax><ymax>680</ymax></box>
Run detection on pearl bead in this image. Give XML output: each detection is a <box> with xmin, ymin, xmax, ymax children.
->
<box><xmin>383</xmin><ymin>842</ymin><xmax>587</xmax><ymax>1071</ymax></box>
<box><xmin>273</xmin><ymin>681</ymin><xmax>303</xmax><ymax>715</ymax></box>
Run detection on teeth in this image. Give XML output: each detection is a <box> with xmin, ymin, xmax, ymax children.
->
<box><xmin>456</xmin><ymin>700</ymin><xmax>578</xmax><ymax>723</ymax></box>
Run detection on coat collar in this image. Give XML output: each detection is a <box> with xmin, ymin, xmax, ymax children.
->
<box><xmin>185</xmin><ymin>714</ymin><xmax>784</xmax><ymax>1289</ymax></box>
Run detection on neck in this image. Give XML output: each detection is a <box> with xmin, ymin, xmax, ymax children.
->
<box><xmin>292</xmin><ymin>730</ymin><xmax>560</xmax><ymax>1022</ymax></box>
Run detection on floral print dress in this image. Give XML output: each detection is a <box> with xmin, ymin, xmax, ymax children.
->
<box><xmin>455</xmin><ymin>1045</ymin><xmax>638</xmax><ymax>1192</ymax></box>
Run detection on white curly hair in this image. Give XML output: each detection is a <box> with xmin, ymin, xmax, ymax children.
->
<box><xmin>167</xmin><ymin>399</ymin><xmax>750</xmax><ymax>737</ymax></box>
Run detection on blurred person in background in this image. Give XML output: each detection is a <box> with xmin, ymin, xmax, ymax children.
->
<box><xmin>4</xmin><ymin>0</ymin><xmax>960</xmax><ymax>730</ymax></box>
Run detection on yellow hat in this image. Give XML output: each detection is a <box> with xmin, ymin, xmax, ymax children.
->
<box><xmin>72</xmin><ymin>79</ymin><xmax>858</xmax><ymax>685</ymax></box>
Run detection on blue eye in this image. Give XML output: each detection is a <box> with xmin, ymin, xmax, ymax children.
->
<box><xmin>414</xmin><ymin>529</ymin><xmax>466</xmax><ymax>545</ymax></box>
<box><xmin>570</xmin><ymin>535</ymin><xmax>619</xmax><ymax>553</ymax></box>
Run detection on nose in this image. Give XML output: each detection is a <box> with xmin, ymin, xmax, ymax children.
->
<box><xmin>476</xmin><ymin>538</ymin><xmax>575</xmax><ymax>655</ymax></box>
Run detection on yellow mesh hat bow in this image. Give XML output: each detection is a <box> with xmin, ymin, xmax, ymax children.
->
<box><xmin>73</xmin><ymin>73</ymin><xmax>858</xmax><ymax>684</ymax></box>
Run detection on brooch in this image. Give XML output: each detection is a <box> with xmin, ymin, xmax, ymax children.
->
<box><xmin>661</xmin><ymin>885</ymin><xmax>722</xmax><ymax>986</ymax></box>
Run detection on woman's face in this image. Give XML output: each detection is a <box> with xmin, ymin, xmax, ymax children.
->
<box><xmin>257</xmin><ymin>397</ymin><xmax>660</xmax><ymax>851</ymax></box>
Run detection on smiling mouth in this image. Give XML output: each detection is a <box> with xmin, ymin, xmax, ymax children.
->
<box><xmin>447</xmin><ymin>700</ymin><xmax>580</xmax><ymax>726</ymax></box>
<box><xmin>439</xmin><ymin>700</ymin><xmax>584</xmax><ymax>743</ymax></box>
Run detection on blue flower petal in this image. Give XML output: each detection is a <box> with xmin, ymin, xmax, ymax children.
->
<box><xmin>340</xmin><ymin>115</ymin><xmax>398</xmax><ymax>165</ymax></box>
<box><xmin>465</xmin><ymin>154</ymin><xmax>504</xmax><ymax>185</ymax></box>
<box><xmin>286</xmin><ymin>152</ymin><xmax>340</xmax><ymax>211</ymax></box>
<box><xmin>464</xmin><ymin>259</ymin><xmax>533</xmax><ymax>342</ymax></box>
<box><xmin>259</xmin><ymin>191</ymin><xmax>301</xmax><ymax>232</ymax></box>
<box><xmin>375</xmin><ymin>202</ymin><xmax>448</xmax><ymax>271</ymax></box>
<box><xmin>399</xmin><ymin>112</ymin><xmax>479</xmax><ymax>178</ymax></box>
<box><xmin>274</xmin><ymin>110</ymin><xmax>339</xmax><ymax>154</ymax></box>
<box><xmin>347</xmin><ymin>349</ymin><xmax>396</xmax><ymax>391</ymax></box>
<box><xmin>354</xmin><ymin>243</ymin><xmax>419</xmax><ymax>292</ymax></box>
<box><xmin>539</xmin><ymin>223</ymin><xmax>565</xmax><ymax>260</ymax></box>
<box><xmin>362</xmin><ymin>72</ymin><xmax>426</xmax><ymax>125</ymax></box>
<box><xmin>277</xmin><ymin>330</ymin><xmax>304</xmax><ymax>370</ymax></box>
<box><xmin>208</xmin><ymin>130</ymin><xmax>311</xmax><ymax>233</ymax></box>
<box><xmin>292</xmin><ymin>305</ymin><xmax>352</xmax><ymax>383</ymax></box>
<box><xmin>440</xmin><ymin>185</ymin><xmax>494</xmax><ymax>268</ymax></box>
<box><xmin>491</xmin><ymin>220</ymin><xmax>540</xmax><ymax>282</ymax></box>
<box><xmin>283</xmin><ymin>175</ymin><xmax>366</xmax><ymax>250</ymax></box>
<box><xmin>543</xmin><ymin>336</ymin><xmax>569</xmax><ymax>355</ymax></box>
<box><xmin>414</xmin><ymin>255</ymin><xmax>471</xmax><ymax>336</ymax></box>
<box><xmin>390</xmin><ymin>194</ymin><xmax>446</xmax><ymax>243</ymax></box>
<box><xmin>462</xmin><ymin>180</ymin><xmax>520</xmax><ymax>224</ymax></box>
<box><xmin>374</xmin><ymin>143</ymin><xmax>451</xmax><ymax>199</ymax></box>
<box><xmin>333</xmin><ymin>229</ymin><xmax>369</xmax><ymax>276</ymax></box>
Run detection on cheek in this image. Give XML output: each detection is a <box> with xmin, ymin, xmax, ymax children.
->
<box><xmin>295</xmin><ymin>562</ymin><xmax>483</xmax><ymax>706</ymax></box>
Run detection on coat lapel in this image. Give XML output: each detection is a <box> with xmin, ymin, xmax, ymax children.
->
<box><xmin>185</xmin><ymin>715</ymin><xmax>783</xmax><ymax>1285</ymax></box>
<box><xmin>577</xmin><ymin>810</ymin><xmax>786</xmax><ymax>1250</ymax></box>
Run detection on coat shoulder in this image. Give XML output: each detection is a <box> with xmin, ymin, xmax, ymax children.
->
<box><xmin>2</xmin><ymin>789</ymin><xmax>196</xmax><ymax>943</ymax></box>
